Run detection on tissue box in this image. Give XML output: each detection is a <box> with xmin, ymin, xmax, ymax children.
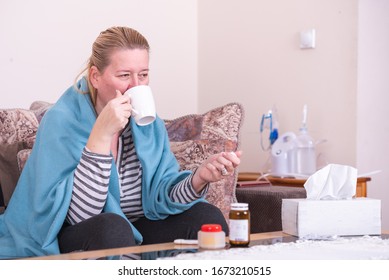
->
<box><xmin>282</xmin><ymin>198</ymin><xmax>381</xmax><ymax>237</ymax></box>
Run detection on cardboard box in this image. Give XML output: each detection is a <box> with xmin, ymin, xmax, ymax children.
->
<box><xmin>281</xmin><ymin>198</ymin><xmax>381</xmax><ymax>237</ymax></box>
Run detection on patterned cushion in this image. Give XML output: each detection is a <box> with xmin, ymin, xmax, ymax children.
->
<box><xmin>165</xmin><ymin>102</ymin><xmax>245</xmax><ymax>221</ymax></box>
<box><xmin>0</xmin><ymin>103</ymin><xmax>52</xmax><ymax>175</ymax></box>
<box><xmin>0</xmin><ymin>109</ymin><xmax>38</xmax><ymax>147</ymax></box>
<box><xmin>0</xmin><ymin>104</ymin><xmax>52</xmax><ymax>211</ymax></box>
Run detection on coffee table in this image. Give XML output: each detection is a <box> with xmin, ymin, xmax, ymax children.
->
<box><xmin>24</xmin><ymin>231</ymin><xmax>295</xmax><ymax>260</ymax></box>
<box><xmin>26</xmin><ymin>230</ymin><xmax>389</xmax><ymax>260</ymax></box>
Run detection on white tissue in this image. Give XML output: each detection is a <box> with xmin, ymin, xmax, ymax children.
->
<box><xmin>304</xmin><ymin>164</ymin><xmax>357</xmax><ymax>200</ymax></box>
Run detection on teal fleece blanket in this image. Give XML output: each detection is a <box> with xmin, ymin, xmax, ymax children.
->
<box><xmin>0</xmin><ymin>78</ymin><xmax>203</xmax><ymax>259</ymax></box>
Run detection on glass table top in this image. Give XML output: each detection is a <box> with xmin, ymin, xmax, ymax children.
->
<box><xmin>101</xmin><ymin>234</ymin><xmax>389</xmax><ymax>260</ymax></box>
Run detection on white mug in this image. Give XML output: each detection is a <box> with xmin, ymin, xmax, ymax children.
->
<box><xmin>125</xmin><ymin>85</ymin><xmax>156</xmax><ymax>126</ymax></box>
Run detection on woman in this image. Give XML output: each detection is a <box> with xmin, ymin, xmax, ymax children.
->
<box><xmin>0</xmin><ymin>26</ymin><xmax>241</xmax><ymax>258</ymax></box>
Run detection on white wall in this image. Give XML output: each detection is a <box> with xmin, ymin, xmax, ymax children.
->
<box><xmin>357</xmin><ymin>0</ymin><xmax>389</xmax><ymax>229</ymax></box>
<box><xmin>198</xmin><ymin>0</ymin><xmax>358</xmax><ymax>174</ymax></box>
<box><xmin>0</xmin><ymin>0</ymin><xmax>198</xmax><ymax>119</ymax></box>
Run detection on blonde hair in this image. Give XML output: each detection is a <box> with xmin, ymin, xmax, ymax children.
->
<box><xmin>75</xmin><ymin>26</ymin><xmax>150</xmax><ymax>105</ymax></box>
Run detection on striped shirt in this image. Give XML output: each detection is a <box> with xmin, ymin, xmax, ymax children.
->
<box><xmin>66</xmin><ymin>124</ymin><xmax>208</xmax><ymax>225</ymax></box>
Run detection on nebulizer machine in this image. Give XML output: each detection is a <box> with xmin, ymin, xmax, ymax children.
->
<box><xmin>259</xmin><ymin>107</ymin><xmax>279</xmax><ymax>151</ymax></box>
<box><xmin>260</xmin><ymin>105</ymin><xmax>317</xmax><ymax>178</ymax></box>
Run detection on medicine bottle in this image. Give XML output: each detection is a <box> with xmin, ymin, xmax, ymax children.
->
<box><xmin>229</xmin><ymin>203</ymin><xmax>250</xmax><ymax>247</ymax></box>
<box><xmin>197</xmin><ymin>224</ymin><xmax>226</xmax><ymax>249</ymax></box>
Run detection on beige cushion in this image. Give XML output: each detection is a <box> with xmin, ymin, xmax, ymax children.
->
<box><xmin>165</xmin><ymin>102</ymin><xmax>245</xmax><ymax>221</ymax></box>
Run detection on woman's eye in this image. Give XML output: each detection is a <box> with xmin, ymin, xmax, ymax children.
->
<box><xmin>139</xmin><ymin>73</ymin><xmax>148</xmax><ymax>80</ymax></box>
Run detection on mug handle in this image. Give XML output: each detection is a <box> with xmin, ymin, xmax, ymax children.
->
<box><xmin>127</xmin><ymin>93</ymin><xmax>139</xmax><ymax>115</ymax></box>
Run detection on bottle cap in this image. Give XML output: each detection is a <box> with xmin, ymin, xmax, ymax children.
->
<box><xmin>230</xmin><ymin>203</ymin><xmax>249</xmax><ymax>210</ymax></box>
<box><xmin>201</xmin><ymin>224</ymin><xmax>222</xmax><ymax>232</ymax></box>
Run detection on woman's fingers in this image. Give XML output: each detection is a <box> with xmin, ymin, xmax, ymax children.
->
<box><xmin>213</xmin><ymin>151</ymin><xmax>241</xmax><ymax>174</ymax></box>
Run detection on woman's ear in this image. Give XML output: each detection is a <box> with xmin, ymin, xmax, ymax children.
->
<box><xmin>89</xmin><ymin>66</ymin><xmax>100</xmax><ymax>89</ymax></box>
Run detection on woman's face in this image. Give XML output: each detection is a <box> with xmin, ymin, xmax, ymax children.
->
<box><xmin>91</xmin><ymin>48</ymin><xmax>149</xmax><ymax>109</ymax></box>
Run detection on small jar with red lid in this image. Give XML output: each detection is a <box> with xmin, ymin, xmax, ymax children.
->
<box><xmin>197</xmin><ymin>224</ymin><xmax>226</xmax><ymax>249</ymax></box>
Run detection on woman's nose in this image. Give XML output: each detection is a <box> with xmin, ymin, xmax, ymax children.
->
<box><xmin>127</xmin><ymin>74</ymin><xmax>140</xmax><ymax>89</ymax></box>
<box><xmin>132</xmin><ymin>74</ymin><xmax>140</xmax><ymax>86</ymax></box>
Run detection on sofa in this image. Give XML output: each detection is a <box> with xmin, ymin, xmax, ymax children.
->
<box><xmin>0</xmin><ymin>101</ymin><xmax>244</xmax><ymax>222</ymax></box>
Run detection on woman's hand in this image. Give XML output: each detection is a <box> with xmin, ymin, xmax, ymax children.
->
<box><xmin>191</xmin><ymin>151</ymin><xmax>242</xmax><ymax>193</ymax></box>
<box><xmin>86</xmin><ymin>90</ymin><xmax>132</xmax><ymax>155</ymax></box>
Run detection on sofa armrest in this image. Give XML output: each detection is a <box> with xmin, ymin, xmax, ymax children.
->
<box><xmin>0</xmin><ymin>182</ymin><xmax>5</xmax><ymax>214</ymax></box>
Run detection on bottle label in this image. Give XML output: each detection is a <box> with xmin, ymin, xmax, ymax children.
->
<box><xmin>229</xmin><ymin>219</ymin><xmax>249</xmax><ymax>241</ymax></box>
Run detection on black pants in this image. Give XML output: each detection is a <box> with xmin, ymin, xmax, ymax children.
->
<box><xmin>58</xmin><ymin>202</ymin><xmax>228</xmax><ymax>253</ymax></box>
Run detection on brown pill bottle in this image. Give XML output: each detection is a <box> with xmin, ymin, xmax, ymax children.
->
<box><xmin>229</xmin><ymin>203</ymin><xmax>250</xmax><ymax>247</ymax></box>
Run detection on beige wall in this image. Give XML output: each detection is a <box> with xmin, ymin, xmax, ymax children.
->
<box><xmin>198</xmin><ymin>0</ymin><xmax>358</xmax><ymax>174</ymax></box>
<box><xmin>0</xmin><ymin>0</ymin><xmax>198</xmax><ymax>119</ymax></box>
